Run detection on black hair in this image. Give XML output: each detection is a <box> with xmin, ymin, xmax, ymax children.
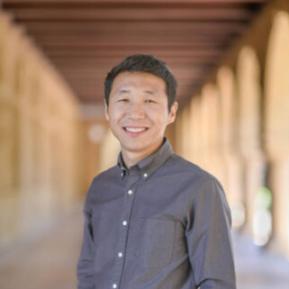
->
<box><xmin>104</xmin><ymin>54</ymin><xmax>177</xmax><ymax>110</ymax></box>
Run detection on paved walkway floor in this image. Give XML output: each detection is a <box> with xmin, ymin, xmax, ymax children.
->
<box><xmin>233</xmin><ymin>231</ymin><xmax>289</xmax><ymax>289</ymax></box>
<box><xmin>0</xmin><ymin>204</ymin><xmax>289</xmax><ymax>289</ymax></box>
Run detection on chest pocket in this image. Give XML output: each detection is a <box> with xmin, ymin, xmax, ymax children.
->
<box><xmin>142</xmin><ymin>218</ymin><xmax>176</xmax><ymax>268</ymax></box>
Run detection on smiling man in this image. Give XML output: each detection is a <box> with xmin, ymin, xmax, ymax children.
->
<box><xmin>77</xmin><ymin>54</ymin><xmax>236</xmax><ymax>289</ymax></box>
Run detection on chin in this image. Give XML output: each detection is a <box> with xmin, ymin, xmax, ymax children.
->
<box><xmin>122</xmin><ymin>143</ymin><xmax>148</xmax><ymax>152</ymax></box>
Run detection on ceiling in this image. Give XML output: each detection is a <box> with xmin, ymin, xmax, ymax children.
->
<box><xmin>2</xmin><ymin>0</ymin><xmax>269</xmax><ymax>106</ymax></box>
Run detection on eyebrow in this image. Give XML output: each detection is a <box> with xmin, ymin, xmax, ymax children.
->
<box><xmin>144</xmin><ymin>90</ymin><xmax>155</xmax><ymax>95</ymax></box>
<box><xmin>118</xmin><ymin>88</ymin><xmax>130</xmax><ymax>93</ymax></box>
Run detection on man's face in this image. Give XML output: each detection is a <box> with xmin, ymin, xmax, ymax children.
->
<box><xmin>105</xmin><ymin>71</ymin><xmax>178</xmax><ymax>160</ymax></box>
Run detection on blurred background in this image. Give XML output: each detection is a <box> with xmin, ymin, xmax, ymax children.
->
<box><xmin>0</xmin><ymin>0</ymin><xmax>289</xmax><ymax>288</ymax></box>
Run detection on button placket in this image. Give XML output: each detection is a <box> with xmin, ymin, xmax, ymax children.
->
<box><xmin>127</xmin><ymin>189</ymin><xmax>133</xmax><ymax>195</ymax></box>
<box><xmin>112</xmin><ymin>174</ymin><xmax>140</xmax><ymax>289</ymax></box>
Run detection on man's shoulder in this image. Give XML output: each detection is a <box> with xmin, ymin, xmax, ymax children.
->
<box><xmin>91</xmin><ymin>165</ymin><xmax>119</xmax><ymax>185</ymax></box>
<box><xmin>166</xmin><ymin>154</ymin><xmax>226</xmax><ymax>200</ymax></box>
<box><xmin>165</xmin><ymin>153</ymin><xmax>216</xmax><ymax>181</ymax></box>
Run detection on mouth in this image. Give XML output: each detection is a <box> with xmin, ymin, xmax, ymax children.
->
<box><xmin>122</xmin><ymin>126</ymin><xmax>149</xmax><ymax>136</ymax></box>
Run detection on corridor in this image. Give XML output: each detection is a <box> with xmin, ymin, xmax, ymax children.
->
<box><xmin>0</xmin><ymin>204</ymin><xmax>288</xmax><ymax>289</ymax></box>
<box><xmin>1</xmin><ymin>1</ymin><xmax>289</xmax><ymax>288</ymax></box>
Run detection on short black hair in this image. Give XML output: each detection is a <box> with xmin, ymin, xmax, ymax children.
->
<box><xmin>104</xmin><ymin>54</ymin><xmax>177</xmax><ymax>110</ymax></box>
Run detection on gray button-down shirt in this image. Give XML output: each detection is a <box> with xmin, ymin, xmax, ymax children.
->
<box><xmin>77</xmin><ymin>138</ymin><xmax>236</xmax><ymax>289</ymax></box>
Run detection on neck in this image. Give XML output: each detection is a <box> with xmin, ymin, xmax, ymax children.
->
<box><xmin>122</xmin><ymin>152</ymin><xmax>148</xmax><ymax>168</ymax></box>
<box><xmin>121</xmin><ymin>139</ymin><xmax>164</xmax><ymax>168</ymax></box>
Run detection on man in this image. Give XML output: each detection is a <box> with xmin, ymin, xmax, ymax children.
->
<box><xmin>77</xmin><ymin>54</ymin><xmax>236</xmax><ymax>289</ymax></box>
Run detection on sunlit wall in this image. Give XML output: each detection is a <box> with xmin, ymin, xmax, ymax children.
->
<box><xmin>0</xmin><ymin>12</ymin><xmax>81</xmax><ymax>249</ymax></box>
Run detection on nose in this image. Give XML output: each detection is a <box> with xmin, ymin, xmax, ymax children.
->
<box><xmin>127</xmin><ymin>102</ymin><xmax>145</xmax><ymax>119</ymax></box>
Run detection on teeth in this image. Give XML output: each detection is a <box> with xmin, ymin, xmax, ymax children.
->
<box><xmin>125</xmin><ymin>127</ymin><xmax>146</xmax><ymax>133</ymax></box>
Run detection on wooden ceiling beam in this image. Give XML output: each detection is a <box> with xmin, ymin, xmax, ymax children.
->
<box><xmin>2</xmin><ymin>0</ymin><xmax>267</xmax><ymax>104</ymax></box>
<box><xmin>3</xmin><ymin>0</ymin><xmax>267</xmax><ymax>6</ymax></box>
<box><xmin>6</xmin><ymin>7</ymin><xmax>254</xmax><ymax>21</ymax></box>
<box><xmin>44</xmin><ymin>51</ymin><xmax>224</xmax><ymax>59</ymax></box>
<box><xmin>36</xmin><ymin>36</ymin><xmax>232</xmax><ymax>47</ymax></box>
<box><xmin>28</xmin><ymin>33</ymin><xmax>241</xmax><ymax>48</ymax></box>
<box><xmin>21</xmin><ymin>20</ymin><xmax>247</xmax><ymax>32</ymax></box>
<box><xmin>45</xmin><ymin>47</ymin><xmax>224</xmax><ymax>58</ymax></box>
<box><xmin>49</xmin><ymin>57</ymin><xmax>218</xmax><ymax>67</ymax></box>
<box><xmin>52</xmin><ymin>62</ymin><xmax>218</xmax><ymax>74</ymax></box>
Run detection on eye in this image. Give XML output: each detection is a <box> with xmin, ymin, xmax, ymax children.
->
<box><xmin>145</xmin><ymin>99</ymin><xmax>156</xmax><ymax>103</ymax></box>
<box><xmin>117</xmin><ymin>98</ymin><xmax>129</xmax><ymax>102</ymax></box>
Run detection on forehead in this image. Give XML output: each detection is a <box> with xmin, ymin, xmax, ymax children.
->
<box><xmin>111</xmin><ymin>71</ymin><xmax>166</xmax><ymax>91</ymax></box>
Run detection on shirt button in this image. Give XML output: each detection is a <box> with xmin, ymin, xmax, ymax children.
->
<box><xmin>118</xmin><ymin>252</ymin><xmax>123</xmax><ymax>258</ymax></box>
<box><xmin>127</xmin><ymin>189</ymin><xmax>133</xmax><ymax>195</ymax></box>
<box><xmin>122</xmin><ymin>220</ymin><xmax>128</xmax><ymax>226</ymax></box>
<box><xmin>143</xmin><ymin>172</ymin><xmax>148</xmax><ymax>178</ymax></box>
<box><xmin>112</xmin><ymin>283</ymin><xmax>118</xmax><ymax>288</ymax></box>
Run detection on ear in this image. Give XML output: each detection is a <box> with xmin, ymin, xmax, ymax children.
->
<box><xmin>104</xmin><ymin>101</ymin><xmax>109</xmax><ymax>121</ymax></box>
<box><xmin>168</xmin><ymin>101</ymin><xmax>178</xmax><ymax>124</ymax></box>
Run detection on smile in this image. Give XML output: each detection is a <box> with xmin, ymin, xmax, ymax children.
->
<box><xmin>123</xmin><ymin>126</ymin><xmax>149</xmax><ymax>136</ymax></box>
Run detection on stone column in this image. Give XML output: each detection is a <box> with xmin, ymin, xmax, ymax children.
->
<box><xmin>237</xmin><ymin>46</ymin><xmax>266</xmax><ymax>238</ymax></box>
<box><xmin>217</xmin><ymin>66</ymin><xmax>245</xmax><ymax>229</ymax></box>
<box><xmin>264</xmin><ymin>11</ymin><xmax>289</xmax><ymax>256</ymax></box>
<box><xmin>0</xmin><ymin>14</ymin><xmax>23</xmax><ymax>246</ymax></box>
<box><xmin>174</xmin><ymin>106</ymin><xmax>185</xmax><ymax>155</ymax></box>
<box><xmin>201</xmin><ymin>84</ymin><xmax>225</xmax><ymax>183</ymax></box>
<box><xmin>189</xmin><ymin>96</ymin><xmax>202</xmax><ymax>165</ymax></box>
<box><xmin>199</xmin><ymin>87</ymin><xmax>210</xmax><ymax>170</ymax></box>
<box><xmin>182</xmin><ymin>104</ymin><xmax>192</xmax><ymax>160</ymax></box>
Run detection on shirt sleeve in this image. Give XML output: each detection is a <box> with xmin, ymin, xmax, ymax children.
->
<box><xmin>76</xmin><ymin>180</ymin><xmax>96</xmax><ymax>289</ymax></box>
<box><xmin>185</xmin><ymin>175</ymin><xmax>236</xmax><ymax>289</ymax></box>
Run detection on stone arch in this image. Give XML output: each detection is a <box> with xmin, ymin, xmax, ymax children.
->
<box><xmin>217</xmin><ymin>66</ymin><xmax>246</xmax><ymax>228</ymax></box>
<box><xmin>236</xmin><ymin>46</ymin><xmax>268</xmax><ymax>240</ymax></box>
<box><xmin>189</xmin><ymin>95</ymin><xmax>201</xmax><ymax>164</ymax></box>
<box><xmin>217</xmin><ymin>66</ymin><xmax>236</xmax><ymax>150</ymax></box>
<box><xmin>265</xmin><ymin>11</ymin><xmax>289</xmax><ymax>158</ymax></box>
<box><xmin>264</xmin><ymin>11</ymin><xmax>289</xmax><ymax>253</ymax></box>
<box><xmin>200</xmin><ymin>83</ymin><xmax>224</xmax><ymax>180</ymax></box>
<box><xmin>237</xmin><ymin>46</ymin><xmax>262</xmax><ymax>155</ymax></box>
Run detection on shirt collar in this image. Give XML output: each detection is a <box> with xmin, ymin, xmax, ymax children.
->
<box><xmin>117</xmin><ymin>137</ymin><xmax>173</xmax><ymax>179</ymax></box>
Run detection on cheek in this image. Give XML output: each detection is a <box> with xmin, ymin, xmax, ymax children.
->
<box><xmin>148</xmin><ymin>112</ymin><xmax>169</xmax><ymax>127</ymax></box>
<box><xmin>108</xmin><ymin>107</ymin><xmax>122</xmax><ymax>121</ymax></box>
